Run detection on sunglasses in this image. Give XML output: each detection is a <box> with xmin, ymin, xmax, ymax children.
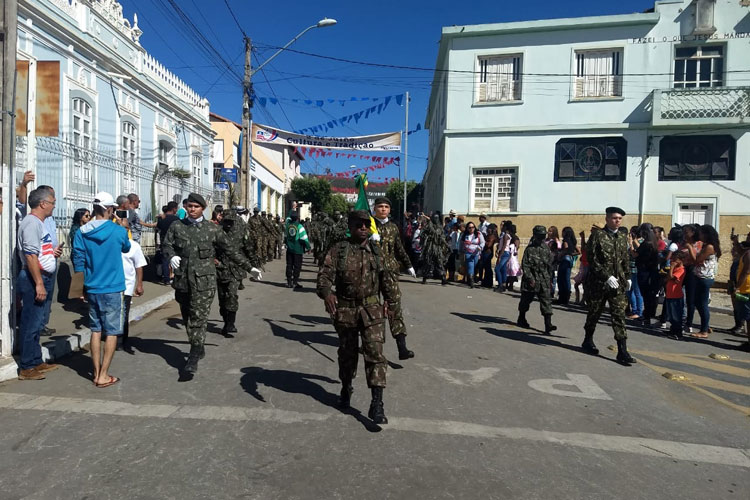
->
<box><xmin>351</xmin><ymin>220</ymin><xmax>369</xmax><ymax>228</ymax></box>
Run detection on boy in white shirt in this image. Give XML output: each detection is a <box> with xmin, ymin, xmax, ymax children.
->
<box><xmin>120</xmin><ymin>239</ymin><xmax>147</xmax><ymax>353</ymax></box>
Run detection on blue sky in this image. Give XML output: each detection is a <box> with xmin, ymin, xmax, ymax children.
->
<box><xmin>119</xmin><ymin>0</ymin><xmax>655</xmax><ymax>183</ymax></box>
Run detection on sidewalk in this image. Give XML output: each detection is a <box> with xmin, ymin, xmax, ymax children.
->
<box><xmin>0</xmin><ymin>280</ymin><xmax>175</xmax><ymax>383</ymax></box>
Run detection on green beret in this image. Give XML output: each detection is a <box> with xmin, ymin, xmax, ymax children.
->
<box><xmin>606</xmin><ymin>206</ymin><xmax>626</xmax><ymax>216</ymax></box>
<box><xmin>533</xmin><ymin>225</ymin><xmax>547</xmax><ymax>237</ymax></box>
<box><xmin>187</xmin><ymin>192</ymin><xmax>206</xmax><ymax>208</ymax></box>
<box><xmin>374</xmin><ymin>197</ymin><xmax>391</xmax><ymax>207</ymax></box>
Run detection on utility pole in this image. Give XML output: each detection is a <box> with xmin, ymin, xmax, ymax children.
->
<box><xmin>241</xmin><ymin>36</ymin><xmax>252</xmax><ymax>208</ymax></box>
<box><xmin>0</xmin><ymin>0</ymin><xmax>18</xmax><ymax>357</ymax></box>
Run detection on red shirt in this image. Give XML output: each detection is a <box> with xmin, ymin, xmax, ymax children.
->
<box><xmin>666</xmin><ymin>265</ymin><xmax>685</xmax><ymax>299</ymax></box>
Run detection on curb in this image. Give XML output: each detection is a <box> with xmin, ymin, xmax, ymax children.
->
<box><xmin>0</xmin><ymin>291</ymin><xmax>175</xmax><ymax>384</ymax></box>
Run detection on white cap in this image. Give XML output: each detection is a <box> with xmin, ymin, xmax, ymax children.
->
<box><xmin>93</xmin><ymin>192</ymin><xmax>116</xmax><ymax>207</ymax></box>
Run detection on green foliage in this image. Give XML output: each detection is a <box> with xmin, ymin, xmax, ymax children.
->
<box><xmin>386</xmin><ymin>180</ymin><xmax>422</xmax><ymax>212</ymax></box>
<box><xmin>323</xmin><ymin>193</ymin><xmax>349</xmax><ymax>215</ymax></box>
<box><xmin>291</xmin><ymin>176</ymin><xmax>332</xmax><ymax>212</ymax></box>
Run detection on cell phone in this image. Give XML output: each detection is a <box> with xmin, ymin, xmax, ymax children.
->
<box><xmin>116</xmin><ymin>210</ymin><xmax>128</xmax><ymax>219</ymax></box>
<box><xmin>58</xmin><ymin>242</ymin><xmax>65</xmax><ymax>249</ymax></box>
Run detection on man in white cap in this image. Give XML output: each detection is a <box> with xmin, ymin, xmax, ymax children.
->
<box><xmin>72</xmin><ymin>192</ymin><xmax>132</xmax><ymax>387</ymax></box>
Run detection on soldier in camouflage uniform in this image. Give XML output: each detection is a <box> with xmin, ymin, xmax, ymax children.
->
<box><xmin>317</xmin><ymin>210</ymin><xmax>398</xmax><ymax>425</ymax></box>
<box><xmin>372</xmin><ymin>197</ymin><xmax>417</xmax><ymax>360</ymax></box>
<box><xmin>517</xmin><ymin>225</ymin><xmax>557</xmax><ymax>334</ymax></box>
<box><xmin>274</xmin><ymin>214</ymin><xmax>284</xmax><ymax>259</ymax></box>
<box><xmin>260</xmin><ymin>212</ymin><xmax>275</xmax><ymax>262</ymax></box>
<box><xmin>248</xmin><ymin>207</ymin><xmax>266</xmax><ymax>265</ymax></box>
<box><xmin>419</xmin><ymin>214</ymin><xmax>450</xmax><ymax>285</ymax></box>
<box><xmin>583</xmin><ymin>206</ymin><xmax>635</xmax><ymax>366</ymax></box>
<box><xmin>215</xmin><ymin>209</ymin><xmax>259</xmax><ymax>337</ymax></box>
<box><xmin>163</xmin><ymin>193</ymin><xmax>257</xmax><ymax>375</ymax></box>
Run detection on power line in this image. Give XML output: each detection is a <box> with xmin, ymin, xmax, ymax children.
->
<box><xmin>221</xmin><ymin>0</ymin><xmax>247</xmax><ymax>38</ymax></box>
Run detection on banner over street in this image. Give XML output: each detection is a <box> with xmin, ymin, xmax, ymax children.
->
<box><xmin>252</xmin><ymin>123</ymin><xmax>401</xmax><ymax>151</ymax></box>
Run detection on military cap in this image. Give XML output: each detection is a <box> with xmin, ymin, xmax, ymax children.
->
<box><xmin>606</xmin><ymin>206</ymin><xmax>626</xmax><ymax>216</ymax></box>
<box><xmin>289</xmin><ymin>211</ymin><xmax>299</xmax><ymax>219</ymax></box>
<box><xmin>373</xmin><ymin>197</ymin><xmax>391</xmax><ymax>207</ymax></box>
<box><xmin>533</xmin><ymin>225</ymin><xmax>547</xmax><ymax>237</ymax></box>
<box><xmin>222</xmin><ymin>208</ymin><xmax>237</xmax><ymax>220</ymax></box>
<box><xmin>261</xmin><ymin>210</ymin><xmax>266</xmax><ymax>215</ymax></box>
<box><xmin>186</xmin><ymin>192</ymin><xmax>206</xmax><ymax>208</ymax></box>
<box><xmin>334</xmin><ymin>210</ymin><xmax>342</xmax><ymax>216</ymax></box>
<box><xmin>253</xmin><ymin>206</ymin><xmax>260</xmax><ymax>213</ymax></box>
<box><xmin>348</xmin><ymin>210</ymin><xmax>370</xmax><ymax>223</ymax></box>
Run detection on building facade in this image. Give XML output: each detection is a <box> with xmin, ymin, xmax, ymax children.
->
<box><xmin>15</xmin><ymin>0</ymin><xmax>215</xmax><ymax>250</ymax></box>
<box><xmin>209</xmin><ymin>113</ymin><xmax>303</xmax><ymax>215</ymax></box>
<box><xmin>424</xmin><ymin>0</ymin><xmax>750</xmax><ymax>269</ymax></box>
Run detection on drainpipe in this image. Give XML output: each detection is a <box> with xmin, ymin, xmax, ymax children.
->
<box><xmin>638</xmin><ymin>135</ymin><xmax>652</xmax><ymax>226</ymax></box>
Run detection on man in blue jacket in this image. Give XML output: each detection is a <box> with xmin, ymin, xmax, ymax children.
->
<box><xmin>73</xmin><ymin>192</ymin><xmax>131</xmax><ymax>388</ymax></box>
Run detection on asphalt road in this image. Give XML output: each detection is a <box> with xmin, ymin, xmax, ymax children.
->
<box><xmin>0</xmin><ymin>255</ymin><xmax>748</xmax><ymax>500</ymax></box>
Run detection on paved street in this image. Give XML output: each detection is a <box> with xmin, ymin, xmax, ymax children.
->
<box><xmin>0</xmin><ymin>255</ymin><xmax>748</xmax><ymax>499</ymax></box>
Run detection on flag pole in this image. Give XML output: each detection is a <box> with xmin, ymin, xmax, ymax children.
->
<box><xmin>402</xmin><ymin>91</ymin><xmax>409</xmax><ymax>219</ymax></box>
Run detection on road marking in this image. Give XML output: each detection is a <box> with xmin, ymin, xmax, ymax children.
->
<box><xmin>416</xmin><ymin>364</ymin><xmax>500</xmax><ymax>386</ymax></box>
<box><xmin>528</xmin><ymin>374</ymin><xmax>612</xmax><ymax>400</ymax></box>
<box><xmin>634</xmin><ymin>350</ymin><xmax>750</xmax><ymax>379</ymax></box>
<box><xmin>0</xmin><ymin>391</ymin><xmax>748</xmax><ymax>468</ymax></box>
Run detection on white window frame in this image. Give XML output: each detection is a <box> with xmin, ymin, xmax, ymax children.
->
<box><xmin>574</xmin><ymin>49</ymin><xmax>623</xmax><ymax>99</ymax></box>
<box><xmin>71</xmin><ymin>97</ymin><xmax>93</xmax><ymax>192</ymax></box>
<box><xmin>470</xmin><ymin>167</ymin><xmax>518</xmax><ymax>213</ymax></box>
<box><xmin>122</xmin><ymin>121</ymin><xmax>138</xmax><ymax>194</ymax></box>
<box><xmin>673</xmin><ymin>44</ymin><xmax>724</xmax><ymax>89</ymax></box>
<box><xmin>158</xmin><ymin>140</ymin><xmax>174</xmax><ymax>170</ymax></box>
<box><xmin>192</xmin><ymin>153</ymin><xmax>202</xmax><ymax>188</ymax></box>
<box><xmin>476</xmin><ymin>54</ymin><xmax>523</xmax><ymax>103</ymax></box>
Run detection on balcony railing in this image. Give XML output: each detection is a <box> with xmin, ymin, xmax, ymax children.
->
<box><xmin>652</xmin><ymin>87</ymin><xmax>750</xmax><ymax>126</ymax></box>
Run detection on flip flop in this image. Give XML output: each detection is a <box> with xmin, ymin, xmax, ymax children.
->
<box><xmin>95</xmin><ymin>376</ymin><xmax>120</xmax><ymax>388</ymax></box>
<box><xmin>688</xmin><ymin>332</ymin><xmax>709</xmax><ymax>339</ymax></box>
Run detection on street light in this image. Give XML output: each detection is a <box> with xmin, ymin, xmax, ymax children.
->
<box><xmin>251</xmin><ymin>18</ymin><xmax>337</xmax><ymax>77</ymax></box>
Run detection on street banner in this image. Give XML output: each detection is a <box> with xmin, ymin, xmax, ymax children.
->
<box><xmin>220</xmin><ymin>168</ymin><xmax>237</xmax><ymax>183</ymax></box>
<box><xmin>252</xmin><ymin>123</ymin><xmax>401</xmax><ymax>151</ymax></box>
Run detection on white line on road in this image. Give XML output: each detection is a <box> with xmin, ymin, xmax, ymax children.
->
<box><xmin>0</xmin><ymin>391</ymin><xmax>748</xmax><ymax>468</ymax></box>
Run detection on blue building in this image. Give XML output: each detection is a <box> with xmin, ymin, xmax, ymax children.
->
<box><xmin>16</xmin><ymin>0</ymin><xmax>215</xmax><ymax>249</ymax></box>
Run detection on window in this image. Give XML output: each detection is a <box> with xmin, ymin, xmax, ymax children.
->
<box><xmin>673</xmin><ymin>45</ymin><xmax>723</xmax><ymax>88</ymax></box>
<box><xmin>71</xmin><ymin>98</ymin><xmax>93</xmax><ymax>191</ymax></box>
<box><xmin>574</xmin><ymin>50</ymin><xmax>623</xmax><ymax>98</ymax></box>
<box><xmin>192</xmin><ymin>153</ymin><xmax>202</xmax><ymax>187</ymax></box>
<box><xmin>554</xmin><ymin>137</ymin><xmax>627</xmax><ymax>182</ymax></box>
<box><xmin>659</xmin><ymin>135</ymin><xmax>735</xmax><ymax>181</ymax></box>
<box><xmin>158</xmin><ymin>140</ymin><xmax>174</xmax><ymax>170</ymax></box>
<box><xmin>122</xmin><ymin>122</ymin><xmax>138</xmax><ymax>194</ymax></box>
<box><xmin>477</xmin><ymin>55</ymin><xmax>522</xmax><ymax>103</ymax></box>
<box><xmin>471</xmin><ymin>167</ymin><xmax>517</xmax><ymax>213</ymax></box>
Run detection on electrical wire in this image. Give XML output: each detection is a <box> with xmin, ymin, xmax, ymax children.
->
<box><xmin>221</xmin><ymin>0</ymin><xmax>247</xmax><ymax>38</ymax></box>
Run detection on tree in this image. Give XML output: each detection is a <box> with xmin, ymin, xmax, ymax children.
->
<box><xmin>291</xmin><ymin>176</ymin><xmax>331</xmax><ymax>212</ymax></box>
<box><xmin>323</xmin><ymin>193</ymin><xmax>349</xmax><ymax>215</ymax></box>
<box><xmin>386</xmin><ymin>180</ymin><xmax>422</xmax><ymax>214</ymax></box>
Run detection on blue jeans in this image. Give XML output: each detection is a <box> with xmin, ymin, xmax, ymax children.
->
<box><xmin>557</xmin><ymin>256</ymin><xmax>573</xmax><ymax>303</ymax></box>
<box><xmin>17</xmin><ymin>270</ymin><xmax>55</xmax><ymax>370</ymax></box>
<box><xmin>87</xmin><ymin>292</ymin><xmax>125</xmax><ymax>336</ymax></box>
<box><xmin>694</xmin><ymin>277</ymin><xmax>714</xmax><ymax>332</ymax></box>
<box><xmin>40</xmin><ymin>268</ymin><xmax>56</xmax><ymax>328</ymax></box>
<box><xmin>495</xmin><ymin>251</ymin><xmax>511</xmax><ymax>287</ymax></box>
<box><xmin>465</xmin><ymin>253</ymin><xmax>480</xmax><ymax>280</ymax></box>
<box><xmin>627</xmin><ymin>271</ymin><xmax>643</xmax><ymax>317</ymax></box>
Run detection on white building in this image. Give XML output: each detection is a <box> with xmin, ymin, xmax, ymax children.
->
<box><xmin>15</xmin><ymin>0</ymin><xmax>215</xmax><ymax>238</ymax></box>
<box><xmin>424</xmin><ymin>0</ymin><xmax>750</xmax><ymax>243</ymax></box>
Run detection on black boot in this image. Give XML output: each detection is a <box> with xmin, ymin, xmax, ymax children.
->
<box><xmin>222</xmin><ymin>311</ymin><xmax>237</xmax><ymax>338</ymax></box>
<box><xmin>184</xmin><ymin>345</ymin><xmax>200</xmax><ymax>374</ymax></box>
<box><xmin>368</xmin><ymin>387</ymin><xmax>388</xmax><ymax>424</ymax></box>
<box><xmin>395</xmin><ymin>334</ymin><xmax>415</xmax><ymax>360</ymax></box>
<box><xmin>581</xmin><ymin>331</ymin><xmax>599</xmax><ymax>355</ymax></box>
<box><xmin>544</xmin><ymin>314</ymin><xmax>557</xmax><ymax>335</ymax></box>
<box><xmin>441</xmin><ymin>276</ymin><xmax>447</xmax><ymax>286</ymax></box>
<box><xmin>238</xmin><ymin>281</ymin><xmax>245</xmax><ymax>290</ymax></box>
<box><xmin>339</xmin><ymin>380</ymin><xmax>353</xmax><ymax>409</ymax></box>
<box><xmin>286</xmin><ymin>278</ymin><xmax>293</xmax><ymax>288</ymax></box>
<box><xmin>422</xmin><ymin>276</ymin><xmax>427</xmax><ymax>284</ymax></box>
<box><xmin>516</xmin><ymin>312</ymin><xmax>530</xmax><ymax>329</ymax></box>
<box><xmin>468</xmin><ymin>276</ymin><xmax>474</xmax><ymax>289</ymax></box>
<box><xmin>616</xmin><ymin>338</ymin><xmax>636</xmax><ymax>366</ymax></box>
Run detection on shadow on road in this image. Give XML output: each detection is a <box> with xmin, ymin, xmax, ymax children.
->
<box><xmin>56</xmin><ymin>351</ymin><xmax>94</xmax><ymax>382</ymax></box>
<box><xmin>264</xmin><ymin>319</ymin><xmax>337</xmax><ymax>362</ymax></box>
<box><xmin>289</xmin><ymin>314</ymin><xmax>331</xmax><ymax>325</ymax></box>
<box><xmin>239</xmin><ymin>367</ymin><xmax>381</xmax><ymax>432</ymax></box>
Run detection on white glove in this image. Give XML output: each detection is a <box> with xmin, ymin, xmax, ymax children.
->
<box><xmin>606</xmin><ymin>276</ymin><xmax>619</xmax><ymax>289</ymax></box>
<box><xmin>626</xmin><ymin>279</ymin><xmax>632</xmax><ymax>291</ymax></box>
<box><xmin>370</xmin><ymin>233</ymin><xmax>381</xmax><ymax>242</ymax></box>
<box><xmin>169</xmin><ymin>256</ymin><xmax>182</xmax><ymax>270</ymax></box>
<box><xmin>250</xmin><ymin>267</ymin><xmax>262</xmax><ymax>281</ymax></box>
<box><xmin>407</xmin><ymin>267</ymin><xmax>416</xmax><ymax>278</ymax></box>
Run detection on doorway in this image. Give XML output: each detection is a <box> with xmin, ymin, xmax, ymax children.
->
<box><xmin>677</xmin><ymin>203</ymin><xmax>714</xmax><ymax>226</ymax></box>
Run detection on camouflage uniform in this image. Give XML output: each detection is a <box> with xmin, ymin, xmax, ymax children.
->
<box><xmin>584</xmin><ymin>226</ymin><xmax>630</xmax><ymax>340</ymax></box>
<box><xmin>247</xmin><ymin>213</ymin><xmax>266</xmax><ymax>265</ymax></box>
<box><xmin>216</xmin><ymin>210</ymin><xmax>256</xmax><ymax>322</ymax></box>
<box><xmin>518</xmin><ymin>229</ymin><xmax>554</xmax><ymax>317</ymax></box>
<box><xmin>275</xmin><ymin>217</ymin><xmax>284</xmax><ymax>258</ymax></box>
<box><xmin>419</xmin><ymin>218</ymin><xmax>450</xmax><ymax>281</ymax></box>
<box><xmin>374</xmin><ymin>218</ymin><xmax>412</xmax><ymax>338</ymax></box>
<box><xmin>317</xmin><ymin>238</ymin><xmax>397</xmax><ymax>389</ymax></box>
<box><xmin>163</xmin><ymin>217</ymin><xmax>253</xmax><ymax>349</ymax></box>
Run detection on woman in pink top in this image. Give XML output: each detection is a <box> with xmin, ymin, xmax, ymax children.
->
<box><xmin>462</xmin><ymin>222</ymin><xmax>485</xmax><ymax>289</ymax></box>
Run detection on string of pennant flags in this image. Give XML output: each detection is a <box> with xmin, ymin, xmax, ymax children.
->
<box><xmin>255</xmin><ymin>93</ymin><xmax>406</xmax><ymax>108</ymax></box>
<box><xmin>252</xmin><ymin>91</ymin><xmax>425</xmax><ymax>136</ymax></box>
<box><xmin>297</xmin><ymin>148</ymin><xmax>401</xmax><ymax>163</ymax></box>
